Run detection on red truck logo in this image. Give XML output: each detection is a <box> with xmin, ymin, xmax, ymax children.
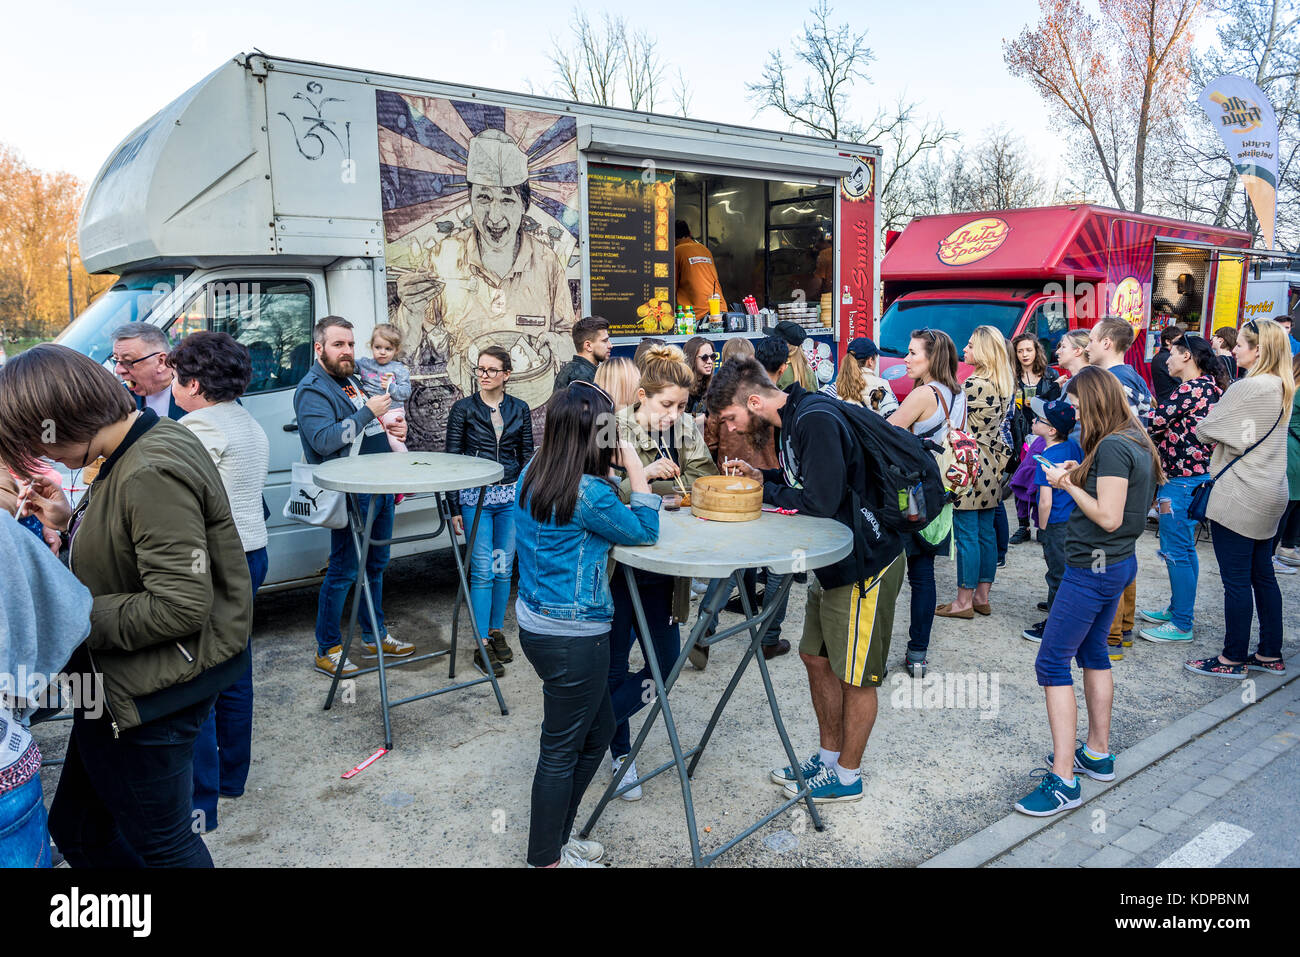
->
<box><xmin>937</xmin><ymin>217</ymin><xmax>1011</xmax><ymax>266</ymax></box>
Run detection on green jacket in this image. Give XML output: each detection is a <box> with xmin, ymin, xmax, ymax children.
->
<box><xmin>615</xmin><ymin>405</ymin><xmax>718</xmax><ymax>502</ymax></box>
<box><xmin>1288</xmin><ymin>388</ymin><xmax>1300</xmax><ymax>501</ymax></box>
<box><xmin>68</xmin><ymin>414</ymin><xmax>252</xmax><ymax>732</ymax></box>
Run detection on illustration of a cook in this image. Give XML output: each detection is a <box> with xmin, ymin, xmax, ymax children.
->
<box><xmin>396</xmin><ymin>128</ymin><xmax>576</xmax><ymax>407</ymax></box>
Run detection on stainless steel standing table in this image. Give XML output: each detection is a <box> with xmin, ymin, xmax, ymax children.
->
<box><xmin>578</xmin><ymin>508</ymin><xmax>854</xmax><ymax>866</ymax></box>
<box><xmin>313</xmin><ymin>452</ymin><xmax>507</xmax><ymax>749</ymax></box>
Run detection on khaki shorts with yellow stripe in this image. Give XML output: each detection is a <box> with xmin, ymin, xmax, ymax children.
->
<box><xmin>799</xmin><ymin>554</ymin><xmax>905</xmax><ymax>688</ymax></box>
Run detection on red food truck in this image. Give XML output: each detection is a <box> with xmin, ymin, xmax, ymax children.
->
<box><xmin>875</xmin><ymin>204</ymin><xmax>1253</xmax><ymax>396</ymax></box>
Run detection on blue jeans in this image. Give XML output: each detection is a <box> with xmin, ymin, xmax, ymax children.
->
<box><xmin>50</xmin><ymin>693</ymin><xmax>217</xmax><ymax>867</ymax></box>
<box><xmin>994</xmin><ymin>500</ymin><xmax>1009</xmax><ymax>561</ymax></box>
<box><xmin>193</xmin><ymin>547</ymin><xmax>268</xmax><ymax>829</ymax></box>
<box><xmin>608</xmin><ymin>572</ymin><xmax>680</xmax><ymax>758</ymax></box>
<box><xmin>954</xmin><ymin>508</ymin><xmax>997</xmax><ymax>589</ymax></box>
<box><xmin>1155</xmin><ymin>475</ymin><xmax>1211</xmax><ymax>631</ymax></box>
<box><xmin>519</xmin><ymin>628</ymin><xmax>614</xmax><ymax>867</ymax></box>
<box><xmin>906</xmin><ymin>552</ymin><xmax>937</xmax><ymax>655</ymax></box>
<box><xmin>1036</xmin><ymin>556</ymin><xmax>1137</xmax><ymax>686</ymax></box>
<box><xmin>466</xmin><ymin>499</ymin><xmax>517</xmax><ymax>638</ymax></box>
<box><xmin>315</xmin><ymin>493</ymin><xmax>394</xmax><ymax>656</ymax></box>
<box><xmin>0</xmin><ymin>771</ymin><xmax>51</xmax><ymax>868</ymax></box>
<box><xmin>1211</xmin><ymin>521</ymin><xmax>1283</xmax><ymax>661</ymax></box>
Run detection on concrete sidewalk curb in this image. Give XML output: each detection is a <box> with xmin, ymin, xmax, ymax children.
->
<box><xmin>920</xmin><ymin>653</ymin><xmax>1298</xmax><ymax>868</ymax></box>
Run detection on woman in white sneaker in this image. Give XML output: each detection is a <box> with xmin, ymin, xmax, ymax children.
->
<box><xmin>1186</xmin><ymin>319</ymin><xmax>1294</xmax><ymax>679</ymax></box>
<box><xmin>1273</xmin><ymin>352</ymin><xmax>1300</xmax><ymax>575</ymax></box>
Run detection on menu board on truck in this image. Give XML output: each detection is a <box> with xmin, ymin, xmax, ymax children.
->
<box><xmin>588</xmin><ymin>162</ymin><xmax>676</xmax><ymax>336</ymax></box>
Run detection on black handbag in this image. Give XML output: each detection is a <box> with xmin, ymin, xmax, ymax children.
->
<box><xmin>1188</xmin><ymin>406</ymin><xmax>1284</xmax><ymax>521</ymax></box>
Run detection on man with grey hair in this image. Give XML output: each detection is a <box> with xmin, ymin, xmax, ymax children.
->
<box><xmin>111</xmin><ymin>323</ymin><xmax>184</xmax><ymax>420</ymax></box>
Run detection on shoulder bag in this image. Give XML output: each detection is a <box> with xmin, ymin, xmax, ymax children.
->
<box><xmin>1188</xmin><ymin>405</ymin><xmax>1285</xmax><ymax>522</ymax></box>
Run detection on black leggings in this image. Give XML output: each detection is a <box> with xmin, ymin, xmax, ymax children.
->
<box><xmin>519</xmin><ymin>628</ymin><xmax>614</xmax><ymax>867</ymax></box>
<box><xmin>1276</xmin><ymin>499</ymin><xmax>1300</xmax><ymax>551</ymax></box>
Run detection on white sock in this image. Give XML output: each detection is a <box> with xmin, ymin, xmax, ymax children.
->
<box><xmin>819</xmin><ymin>748</ymin><xmax>840</xmax><ymax>770</ymax></box>
<box><xmin>835</xmin><ymin>762</ymin><xmax>860</xmax><ymax>786</ymax></box>
<box><xmin>1059</xmin><ymin>775</ymin><xmax>1077</xmax><ymax>788</ymax></box>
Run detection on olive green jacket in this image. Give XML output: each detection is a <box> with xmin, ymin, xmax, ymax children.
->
<box><xmin>68</xmin><ymin>415</ymin><xmax>252</xmax><ymax>732</ymax></box>
<box><xmin>615</xmin><ymin>405</ymin><xmax>718</xmax><ymax>502</ymax></box>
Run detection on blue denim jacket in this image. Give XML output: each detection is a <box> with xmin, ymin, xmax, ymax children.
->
<box><xmin>515</xmin><ymin>470</ymin><xmax>660</xmax><ymax>624</ymax></box>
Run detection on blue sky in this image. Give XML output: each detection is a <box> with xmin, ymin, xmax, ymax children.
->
<box><xmin>4</xmin><ymin>0</ymin><xmax>1077</xmax><ymax>184</ymax></box>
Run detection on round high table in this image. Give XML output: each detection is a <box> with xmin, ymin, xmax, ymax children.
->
<box><xmin>313</xmin><ymin>452</ymin><xmax>506</xmax><ymax>750</ymax></box>
<box><xmin>578</xmin><ymin>507</ymin><xmax>854</xmax><ymax>867</ymax></box>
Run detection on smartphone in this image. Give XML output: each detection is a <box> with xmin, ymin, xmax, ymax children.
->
<box><xmin>1033</xmin><ymin>454</ymin><xmax>1055</xmax><ymax>470</ymax></box>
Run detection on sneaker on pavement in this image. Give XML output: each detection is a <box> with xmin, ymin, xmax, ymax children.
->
<box><xmin>1275</xmin><ymin>546</ymin><xmax>1300</xmax><ymax>566</ymax></box>
<box><xmin>783</xmin><ymin>764</ymin><xmax>863</xmax><ymax>803</ymax></box>
<box><xmin>563</xmin><ymin>837</ymin><xmax>604</xmax><ymax>863</ymax></box>
<box><xmin>1037</xmin><ymin>601</ymin><xmax>1049</xmax><ymax>612</ymax></box>
<box><xmin>361</xmin><ymin>632</ymin><xmax>415</xmax><ymax>658</ymax></box>
<box><xmin>690</xmin><ymin>578</ymin><xmax>709</xmax><ymax>597</ymax></box>
<box><xmin>612</xmin><ymin>754</ymin><xmax>642</xmax><ymax>801</ymax></box>
<box><xmin>1245</xmin><ymin>654</ymin><xmax>1286</xmax><ymax>674</ymax></box>
<box><xmin>1046</xmin><ymin>743</ymin><xmax>1116</xmax><ymax>782</ymax></box>
<box><xmin>1184</xmin><ymin>656</ymin><xmax>1246</xmax><ymax>679</ymax></box>
<box><xmin>488</xmin><ymin>629</ymin><xmax>514</xmax><ymax>663</ymax></box>
<box><xmin>472</xmin><ymin>640</ymin><xmax>505</xmax><ymax>678</ymax></box>
<box><xmin>1273</xmin><ymin>557</ymin><xmax>1298</xmax><ymax>575</ymax></box>
<box><xmin>1122</xmin><ymin>630</ymin><xmax>1133</xmax><ymax>648</ymax></box>
<box><xmin>555</xmin><ymin>845</ymin><xmax>603</xmax><ymax>867</ymax></box>
<box><xmin>1009</xmin><ymin>527</ymin><xmax>1031</xmax><ymax>545</ymax></box>
<box><xmin>1013</xmin><ymin>769</ymin><xmax>1082</xmax><ymax>817</ymax></box>
<box><xmin>762</xmin><ymin>639</ymin><xmax>792</xmax><ymax>660</ymax></box>
<box><xmin>687</xmin><ymin>642</ymin><xmax>710</xmax><ymax>671</ymax></box>
<box><xmin>1022</xmin><ymin>621</ymin><xmax>1046</xmax><ymax>643</ymax></box>
<box><xmin>1138</xmin><ymin>607</ymin><xmax>1173</xmax><ymax>624</ymax></box>
<box><xmin>1139</xmin><ymin>622</ymin><xmax>1193</xmax><ymax>643</ymax></box>
<box><xmin>1107</xmin><ymin>640</ymin><xmax>1124</xmax><ymax>661</ymax></box>
<box><xmin>770</xmin><ymin>751</ymin><xmax>823</xmax><ymax>786</ymax></box>
<box><xmin>314</xmin><ymin>645</ymin><xmax>359</xmax><ymax>678</ymax></box>
<box><xmin>904</xmin><ymin>652</ymin><xmax>927</xmax><ymax>678</ymax></box>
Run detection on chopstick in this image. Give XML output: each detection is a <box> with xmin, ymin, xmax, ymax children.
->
<box><xmin>656</xmin><ymin>436</ymin><xmax>689</xmax><ymax>497</ymax></box>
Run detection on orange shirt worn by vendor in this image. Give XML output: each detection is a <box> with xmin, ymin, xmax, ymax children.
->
<box><xmin>674</xmin><ymin>221</ymin><xmax>726</xmax><ymax>319</ymax></box>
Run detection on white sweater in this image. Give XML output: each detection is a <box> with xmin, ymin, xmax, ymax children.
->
<box><xmin>1195</xmin><ymin>374</ymin><xmax>1290</xmax><ymax>540</ymax></box>
<box><xmin>180</xmin><ymin>402</ymin><xmax>271</xmax><ymax>551</ymax></box>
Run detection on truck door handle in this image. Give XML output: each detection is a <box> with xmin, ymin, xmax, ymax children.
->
<box><xmin>283</xmin><ymin>421</ymin><xmax>298</xmax><ymax>432</ymax></box>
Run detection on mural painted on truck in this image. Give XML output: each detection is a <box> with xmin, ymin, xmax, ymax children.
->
<box><xmin>376</xmin><ymin>91</ymin><xmax>581</xmax><ymax>449</ymax></box>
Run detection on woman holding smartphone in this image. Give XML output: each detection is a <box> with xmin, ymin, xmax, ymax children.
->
<box><xmin>514</xmin><ymin>380</ymin><xmax>660</xmax><ymax>868</ymax></box>
<box><xmin>1014</xmin><ymin>367</ymin><xmax>1161</xmax><ymax>817</ymax></box>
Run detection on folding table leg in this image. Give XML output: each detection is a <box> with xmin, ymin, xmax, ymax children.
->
<box><xmin>442</xmin><ymin>486</ymin><xmax>507</xmax><ymax>715</ymax></box>
<box><xmin>736</xmin><ymin>574</ymin><xmax>825</xmax><ymax>834</ymax></box>
<box><xmin>325</xmin><ymin>493</ymin><xmax>380</xmax><ymax>713</ymax></box>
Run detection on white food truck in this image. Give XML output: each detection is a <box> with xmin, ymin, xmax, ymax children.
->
<box><xmin>61</xmin><ymin>52</ymin><xmax>879</xmax><ymax>589</ymax></box>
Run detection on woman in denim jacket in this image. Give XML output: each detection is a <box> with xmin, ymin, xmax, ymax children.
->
<box><xmin>514</xmin><ymin>381</ymin><xmax>659</xmax><ymax>868</ymax></box>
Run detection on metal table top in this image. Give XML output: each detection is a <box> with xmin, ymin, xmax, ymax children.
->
<box><xmin>312</xmin><ymin>452</ymin><xmax>504</xmax><ymax>495</ymax></box>
<box><xmin>611</xmin><ymin>507</ymin><xmax>853</xmax><ymax>578</ymax></box>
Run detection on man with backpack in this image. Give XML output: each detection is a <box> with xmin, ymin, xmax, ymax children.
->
<box><xmin>707</xmin><ymin>358</ymin><xmax>931</xmax><ymax>803</ymax></box>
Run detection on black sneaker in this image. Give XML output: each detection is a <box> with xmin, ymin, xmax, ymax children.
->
<box><xmin>1245</xmin><ymin>653</ymin><xmax>1286</xmax><ymax>675</ymax></box>
<box><xmin>473</xmin><ymin>639</ymin><xmax>505</xmax><ymax>678</ymax></box>
<box><xmin>1022</xmin><ymin>621</ymin><xmax>1046</xmax><ymax>643</ymax></box>
<box><xmin>1009</xmin><ymin>527</ymin><xmax>1031</xmax><ymax>545</ymax></box>
<box><xmin>1037</xmin><ymin>601</ymin><xmax>1049</xmax><ymax>612</ymax></box>
<box><xmin>488</xmin><ymin>629</ymin><xmax>514</xmax><ymax>663</ymax></box>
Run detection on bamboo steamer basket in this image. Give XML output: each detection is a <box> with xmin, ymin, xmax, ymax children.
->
<box><xmin>689</xmin><ymin>475</ymin><xmax>762</xmax><ymax>522</ymax></box>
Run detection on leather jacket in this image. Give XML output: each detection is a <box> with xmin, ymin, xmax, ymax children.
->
<box><xmin>445</xmin><ymin>392</ymin><xmax>534</xmax><ymax>512</ymax></box>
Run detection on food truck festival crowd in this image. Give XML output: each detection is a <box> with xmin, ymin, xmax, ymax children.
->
<box><xmin>1</xmin><ymin>303</ymin><xmax>1298</xmax><ymax>869</ymax></box>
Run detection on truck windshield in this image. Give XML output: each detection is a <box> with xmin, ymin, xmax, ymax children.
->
<box><xmin>877</xmin><ymin>299</ymin><xmax>1026</xmax><ymax>356</ymax></box>
<box><xmin>55</xmin><ymin>271</ymin><xmax>191</xmax><ymax>363</ymax></box>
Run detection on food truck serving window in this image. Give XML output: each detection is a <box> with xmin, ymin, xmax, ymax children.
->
<box><xmin>587</xmin><ymin>161</ymin><xmax>835</xmax><ymax>337</ymax></box>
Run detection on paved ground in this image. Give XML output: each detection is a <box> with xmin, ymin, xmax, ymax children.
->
<box><xmin>33</xmin><ymin>514</ymin><xmax>1300</xmax><ymax>867</ymax></box>
<box><xmin>986</xmin><ymin>675</ymin><xmax>1300</xmax><ymax>868</ymax></box>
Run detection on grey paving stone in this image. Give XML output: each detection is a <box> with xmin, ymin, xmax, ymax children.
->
<box><xmin>1169</xmin><ymin>790</ymin><xmax>1215</xmax><ymax>815</ymax></box>
<box><xmin>1045</xmin><ymin>840</ymin><xmax>1094</xmax><ymax>867</ymax></box>
<box><xmin>1143</xmin><ymin>807</ymin><xmax>1191</xmax><ymax>834</ymax></box>
<box><xmin>1077</xmin><ymin>821</ymin><xmax>1131</xmax><ymax>849</ymax></box>
<box><xmin>1234</xmin><ymin>746</ymin><xmax>1278</xmax><ymax>768</ymax></box>
<box><xmin>1259</xmin><ymin>734</ymin><xmax>1299</xmax><ymax>754</ymax></box>
<box><xmin>1113</xmin><ymin>825</ymin><xmax>1164</xmax><ymax>854</ymax></box>
<box><xmin>1081</xmin><ymin>844</ymin><xmax>1136</xmax><ymax>868</ymax></box>
<box><xmin>1031</xmin><ymin>826</ymin><xmax>1071</xmax><ymax>848</ymax></box>
<box><xmin>1193</xmin><ymin>774</ymin><xmax>1238</xmax><ymax>795</ymax></box>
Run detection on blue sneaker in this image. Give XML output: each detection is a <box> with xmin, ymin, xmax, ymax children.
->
<box><xmin>1137</xmin><ymin>607</ymin><xmax>1173</xmax><ymax>624</ymax></box>
<box><xmin>770</xmin><ymin>752</ymin><xmax>823</xmax><ymax>786</ymax></box>
<box><xmin>1013</xmin><ymin>769</ymin><xmax>1082</xmax><ymax>816</ymax></box>
<box><xmin>1139</xmin><ymin>622</ymin><xmax>1193</xmax><ymax>642</ymax></box>
<box><xmin>783</xmin><ymin>764</ymin><xmax>863</xmax><ymax>803</ymax></box>
<box><xmin>1022</xmin><ymin>621</ymin><xmax>1046</xmax><ymax>643</ymax></box>
<box><xmin>1046</xmin><ymin>743</ymin><xmax>1116</xmax><ymax>782</ymax></box>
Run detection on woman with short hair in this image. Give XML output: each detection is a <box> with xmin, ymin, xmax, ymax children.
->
<box><xmin>167</xmin><ymin>330</ymin><xmax>271</xmax><ymax>831</ymax></box>
<box><xmin>1187</xmin><ymin>319</ymin><xmax>1294</xmax><ymax>679</ymax></box>
<box><xmin>0</xmin><ymin>344</ymin><xmax>251</xmax><ymax>867</ymax></box>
